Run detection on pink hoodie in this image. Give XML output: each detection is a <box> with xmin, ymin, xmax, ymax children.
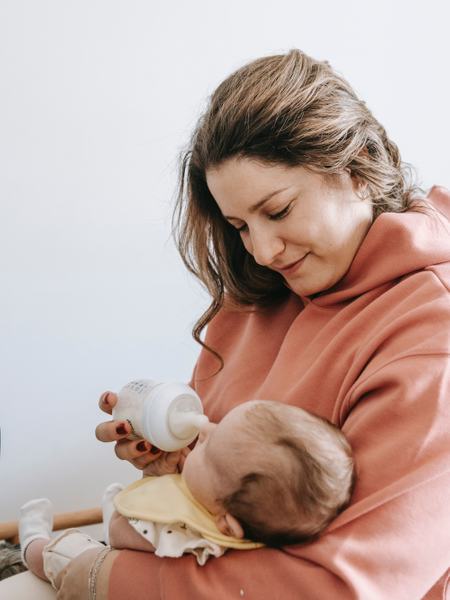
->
<box><xmin>109</xmin><ymin>187</ymin><xmax>450</xmax><ymax>600</ymax></box>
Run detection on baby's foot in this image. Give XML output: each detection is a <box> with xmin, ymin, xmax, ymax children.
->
<box><xmin>19</xmin><ymin>498</ymin><xmax>53</xmax><ymax>566</ymax></box>
<box><xmin>102</xmin><ymin>483</ymin><xmax>124</xmax><ymax>544</ymax></box>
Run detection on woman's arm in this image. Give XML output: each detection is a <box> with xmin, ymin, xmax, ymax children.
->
<box><xmin>104</xmin><ymin>352</ymin><xmax>450</xmax><ymax>600</ymax></box>
<box><xmin>53</xmin><ymin>548</ymin><xmax>121</xmax><ymax>600</ymax></box>
<box><xmin>59</xmin><ymin>351</ymin><xmax>449</xmax><ymax>599</ymax></box>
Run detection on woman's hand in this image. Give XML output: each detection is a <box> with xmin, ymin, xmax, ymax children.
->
<box><xmin>95</xmin><ymin>391</ymin><xmax>190</xmax><ymax>474</ymax></box>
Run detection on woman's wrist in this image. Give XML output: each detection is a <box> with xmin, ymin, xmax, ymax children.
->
<box><xmin>94</xmin><ymin>549</ymin><xmax>121</xmax><ymax>600</ymax></box>
<box><xmin>88</xmin><ymin>546</ymin><xmax>113</xmax><ymax>600</ymax></box>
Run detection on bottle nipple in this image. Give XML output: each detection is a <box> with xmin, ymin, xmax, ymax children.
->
<box><xmin>169</xmin><ymin>410</ymin><xmax>209</xmax><ymax>440</ymax></box>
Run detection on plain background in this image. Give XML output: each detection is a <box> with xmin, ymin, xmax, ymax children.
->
<box><xmin>1</xmin><ymin>0</ymin><xmax>449</xmax><ymax>538</ymax></box>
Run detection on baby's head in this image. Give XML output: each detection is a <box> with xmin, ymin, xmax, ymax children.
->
<box><xmin>182</xmin><ymin>400</ymin><xmax>354</xmax><ymax>547</ymax></box>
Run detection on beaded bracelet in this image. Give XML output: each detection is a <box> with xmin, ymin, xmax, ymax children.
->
<box><xmin>88</xmin><ymin>546</ymin><xmax>112</xmax><ymax>600</ymax></box>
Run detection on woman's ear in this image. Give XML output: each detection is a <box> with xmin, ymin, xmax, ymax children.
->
<box><xmin>346</xmin><ymin>169</ymin><xmax>369</xmax><ymax>200</ymax></box>
<box><xmin>215</xmin><ymin>513</ymin><xmax>244</xmax><ymax>539</ymax></box>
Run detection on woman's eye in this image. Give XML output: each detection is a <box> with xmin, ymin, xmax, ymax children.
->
<box><xmin>269</xmin><ymin>203</ymin><xmax>292</xmax><ymax>221</ymax></box>
<box><xmin>233</xmin><ymin>202</ymin><xmax>292</xmax><ymax>233</ymax></box>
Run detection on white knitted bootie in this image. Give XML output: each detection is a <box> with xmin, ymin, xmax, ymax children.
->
<box><xmin>18</xmin><ymin>498</ymin><xmax>53</xmax><ymax>566</ymax></box>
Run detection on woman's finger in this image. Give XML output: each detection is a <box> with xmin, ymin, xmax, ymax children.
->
<box><xmin>130</xmin><ymin>452</ymin><xmax>163</xmax><ymax>470</ymax></box>
<box><xmin>95</xmin><ymin>420</ymin><xmax>131</xmax><ymax>442</ymax></box>
<box><xmin>98</xmin><ymin>391</ymin><xmax>118</xmax><ymax>415</ymax></box>
<box><xmin>114</xmin><ymin>438</ymin><xmax>162</xmax><ymax>464</ymax></box>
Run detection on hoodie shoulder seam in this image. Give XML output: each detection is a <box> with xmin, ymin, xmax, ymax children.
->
<box><xmin>343</xmin><ymin>350</ymin><xmax>450</xmax><ymax>422</ymax></box>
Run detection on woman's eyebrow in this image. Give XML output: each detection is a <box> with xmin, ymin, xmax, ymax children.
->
<box><xmin>224</xmin><ymin>187</ymin><xmax>291</xmax><ymax>219</ymax></box>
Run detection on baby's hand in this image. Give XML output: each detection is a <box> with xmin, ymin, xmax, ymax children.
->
<box><xmin>142</xmin><ymin>447</ymin><xmax>191</xmax><ymax>477</ymax></box>
<box><xmin>178</xmin><ymin>446</ymin><xmax>191</xmax><ymax>471</ymax></box>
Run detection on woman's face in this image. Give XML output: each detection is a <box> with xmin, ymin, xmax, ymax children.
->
<box><xmin>206</xmin><ymin>157</ymin><xmax>373</xmax><ymax>296</ymax></box>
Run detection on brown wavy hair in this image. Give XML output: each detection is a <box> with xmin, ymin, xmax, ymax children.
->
<box><xmin>172</xmin><ymin>49</ymin><xmax>421</xmax><ymax>369</ymax></box>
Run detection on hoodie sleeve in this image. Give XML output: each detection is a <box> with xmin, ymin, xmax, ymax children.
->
<box><xmin>108</xmin><ymin>349</ymin><xmax>450</xmax><ymax>600</ymax></box>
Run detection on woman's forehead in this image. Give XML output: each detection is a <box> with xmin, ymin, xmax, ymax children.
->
<box><xmin>206</xmin><ymin>158</ymin><xmax>323</xmax><ymax>211</ymax></box>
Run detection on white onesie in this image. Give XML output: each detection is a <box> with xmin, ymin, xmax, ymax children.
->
<box><xmin>114</xmin><ymin>474</ymin><xmax>262</xmax><ymax>565</ymax></box>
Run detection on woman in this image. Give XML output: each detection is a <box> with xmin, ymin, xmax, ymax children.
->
<box><xmin>6</xmin><ymin>48</ymin><xmax>450</xmax><ymax>599</ymax></box>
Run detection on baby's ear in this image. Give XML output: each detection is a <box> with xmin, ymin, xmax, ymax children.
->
<box><xmin>215</xmin><ymin>513</ymin><xmax>244</xmax><ymax>539</ymax></box>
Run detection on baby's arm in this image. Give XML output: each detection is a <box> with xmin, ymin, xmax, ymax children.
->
<box><xmin>109</xmin><ymin>511</ymin><xmax>155</xmax><ymax>552</ymax></box>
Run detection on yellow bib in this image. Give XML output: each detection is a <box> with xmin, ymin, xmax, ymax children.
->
<box><xmin>114</xmin><ymin>474</ymin><xmax>262</xmax><ymax>550</ymax></box>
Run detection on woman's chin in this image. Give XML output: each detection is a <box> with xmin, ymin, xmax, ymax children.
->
<box><xmin>284</xmin><ymin>275</ymin><xmax>336</xmax><ymax>298</ymax></box>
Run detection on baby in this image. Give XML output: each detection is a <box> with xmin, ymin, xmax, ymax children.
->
<box><xmin>19</xmin><ymin>400</ymin><xmax>355</xmax><ymax>586</ymax></box>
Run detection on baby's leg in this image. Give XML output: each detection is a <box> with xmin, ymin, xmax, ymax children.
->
<box><xmin>109</xmin><ymin>511</ymin><xmax>155</xmax><ymax>551</ymax></box>
<box><xmin>19</xmin><ymin>497</ymin><xmax>104</xmax><ymax>587</ymax></box>
<box><xmin>42</xmin><ymin>528</ymin><xmax>104</xmax><ymax>587</ymax></box>
<box><xmin>23</xmin><ymin>538</ymin><xmax>50</xmax><ymax>581</ymax></box>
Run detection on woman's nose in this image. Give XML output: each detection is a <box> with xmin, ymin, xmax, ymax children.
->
<box><xmin>249</xmin><ymin>229</ymin><xmax>285</xmax><ymax>266</ymax></box>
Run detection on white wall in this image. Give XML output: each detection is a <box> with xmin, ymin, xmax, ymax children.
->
<box><xmin>1</xmin><ymin>0</ymin><xmax>449</xmax><ymax>533</ymax></box>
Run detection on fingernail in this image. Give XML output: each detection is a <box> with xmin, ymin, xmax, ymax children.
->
<box><xmin>137</xmin><ymin>441</ymin><xmax>149</xmax><ymax>452</ymax></box>
<box><xmin>150</xmin><ymin>446</ymin><xmax>161</xmax><ymax>455</ymax></box>
<box><xmin>116</xmin><ymin>424</ymin><xmax>127</xmax><ymax>435</ymax></box>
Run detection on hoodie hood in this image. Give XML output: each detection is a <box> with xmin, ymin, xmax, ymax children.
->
<box><xmin>309</xmin><ymin>186</ymin><xmax>450</xmax><ymax>307</ymax></box>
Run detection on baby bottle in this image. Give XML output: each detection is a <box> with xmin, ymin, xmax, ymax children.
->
<box><xmin>112</xmin><ymin>379</ymin><xmax>209</xmax><ymax>452</ymax></box>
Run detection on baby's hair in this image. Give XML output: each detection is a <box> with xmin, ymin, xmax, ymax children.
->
<box><xmin>219</xmin><ymin>401</ymin><xmax>355</xmax><ymax>547</ymax></box>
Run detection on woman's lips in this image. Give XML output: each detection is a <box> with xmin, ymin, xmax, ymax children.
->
<box><xmin>276</xmin><ymin>254</ymin><xmax>309</xmax><ymax>276</ymax></box>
